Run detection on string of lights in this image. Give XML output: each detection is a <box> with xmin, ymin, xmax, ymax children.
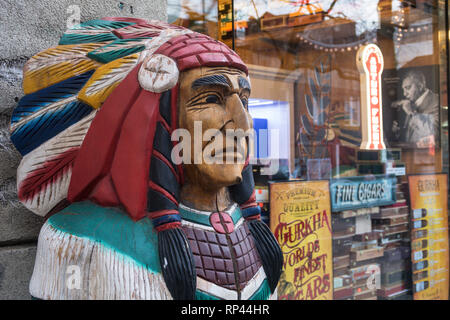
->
<box><xmin>296</xmin><ymin>30</ymin><xmax>377</xmax><ymax>52</ymax></box>
<box><xmin>295</xmin><ymin>6</ymin><xmax>430</xmax><ymax>52</ymax></box>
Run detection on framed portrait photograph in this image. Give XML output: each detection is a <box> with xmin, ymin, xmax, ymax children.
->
<box><xmin>382</xmin><ymin>65</ymin><xmax>440</xmax><ymax>149</ymax></box>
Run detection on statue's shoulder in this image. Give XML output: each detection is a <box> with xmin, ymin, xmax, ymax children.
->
<box><xmin>31</xmin><ymin>201</ymin><xmax>171</xmax><ymax>299</ymax></box>
<box><xmin>46</xmin><ymin>201</ymin><xmax>160</xmax><ymax>272</ymax></box>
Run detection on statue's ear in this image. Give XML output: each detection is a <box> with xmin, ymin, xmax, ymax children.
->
<box><xmin>138</xmin><ymin>54</ymin><xmax>179</xmax><ymax>93</ymax></box>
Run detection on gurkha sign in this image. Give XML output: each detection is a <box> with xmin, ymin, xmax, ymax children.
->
<box><xmin>357</xmin><ymin>44</ymin><xmax>386</xmax><ymax>150</ymax></box>
<box><xmin>330</xmin><ymin>175</ymin><xmax>397</xmax><ymax>212</ymax></box>
<box><xmin>270</xmin><ymin>181</ymin><xmax>333</xmax><ymax>300</ymax></box>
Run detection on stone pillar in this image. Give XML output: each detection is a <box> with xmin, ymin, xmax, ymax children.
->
<box><xmin>0</xmin><ymin>0</ymin><xmax>167</xmax><ymax>300</ymax></box>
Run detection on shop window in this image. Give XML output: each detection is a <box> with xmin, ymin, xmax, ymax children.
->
<box><xmin>168</xmin><ymin>0</ymin><xmax>450</xmax><ymax>301</ymax></box>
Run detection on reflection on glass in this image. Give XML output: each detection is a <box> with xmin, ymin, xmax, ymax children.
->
<box><xmin>166</xmin><ymin>0</ymin><xmax>449</xmax><ymax>301</ymax></box>
<box><xmin>168</xmin><ymin>0</ymin><xmax>219</xmax><ymax>38</ymax></box>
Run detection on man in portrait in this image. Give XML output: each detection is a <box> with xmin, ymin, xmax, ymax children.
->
<box><xmin>390</xmin><ymin>70</ymin><xmax>439</xmax><ymax>148</ymax></box>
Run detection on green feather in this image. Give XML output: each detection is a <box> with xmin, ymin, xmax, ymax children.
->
<box><xmin>59</xmin><ymin>33</ymin><xmax>119</xmax><ymax>45</ymax></box>
<box><xmin>71</xmin><ymin>19</ymin><xmax>135</xmax><ymax>30</ymax></box>
<box><xmin>59</xmin><ymin>19</ymin><xmax>136</xmax><ymax>45</ymax></box>
<box><xmin>87</xmin><ymin>38</ymin><xmax>149</xmax><ymax>63</ymax></box>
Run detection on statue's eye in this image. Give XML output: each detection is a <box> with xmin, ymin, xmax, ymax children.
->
<box><xmin>205</xmin><ymin>95</ymin><xmax>220</xmax><ymax>104</ymax></box>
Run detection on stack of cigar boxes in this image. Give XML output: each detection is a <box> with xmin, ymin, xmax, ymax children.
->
<box><xmin>348</xmin><ymin>207</ymin><xmax>384</xmax><ymax>300</ymax></box>
<box><xmin>332</xmin><ymin>207</ymin><xmax>384</xmax><ymax>300</ymax></box>
<box><xmin>332</xmin><ymin>212</ymin><xmax>355</xmax><ymax>300</ymax></box>
<box><xmin>373</xmin><ymin>182</ymin><xmax>412</xmax><ymax>300</ymax></box>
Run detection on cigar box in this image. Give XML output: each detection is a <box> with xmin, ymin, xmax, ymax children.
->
<box><xmin>383</xmin><ymin>237</ymin><xmax>411</xmax><ymax>250</ymax></box>
<box><xmin>383</xmin><ymin>241</ymin><xmax>407</xmax><ymax>250</ymax></box>
<box><xmin>352</xmin><ymin>239</ymin><xmax>378</xmax><ymax>250</ymax></box>
<box><xmin>361</xmin><ymin>296</ymin><xmax>378</xmax><ymax>300</ymax></box>
<box><xmin>333</xmin><ymin>266</ymin><xmax>350</xmax><ymax>277</ymax></box>
<box><xmin>354</xmin><ymin>288</ymin><xmax>377</xmax><ymax>300</ymax></box>
<box><xmin>333</xmin><ymin>255</ymin><xmax>350</xmax><ymax>269</ymax></box>
<box><xmin>333</xmin><ymin>237</ymin><xmax>353</xmax><ymax>256</ymax></box>
<box><xmin>393</xmin><ymin>199</ymin><xmax>407</xmax><ymax>207</ymax></box>
<box><xmin>381</xmin><ymin>270</ymin><xmax>410</xmax><ymax>285</ymax></box>
<box><xmin>349</xmin><ymin>263</ymin><xmax>380</xmax><ymax>281</ymax></box>
<box><xmin>373</xmin><ymin>205</ymin><xmax>409</xmax><ymax>218</ymax></box>
<box><xmin>377</xmin><ymin>282</ymin><xmax>407</xmax><ymax>298</ymax></box>
<box><xmin>350</xmin><ymin>247</ymin><xmax>384</xmax><ymax>262</ymax></box>
<box><xmin>353</xmin><ymin>275</ymin><xmax>372</xmax><ymax>290</ymax></box>
<box><xmin>378</xmin><ymin>289</ymin><xmax>412</xmax><ymax>300</ymax></box>
<box><xmin>380</xmin><ymin>259</ymin><xmax>410</xmax><ymax>274</ymax></box>
<box><xmin>384</xmin><ymin>246</ymin><xmax>410</xmax><ymax>262</ymax></box>
<box><xmin>380</xmin><ymin>231</ymin><xmax>408</xmax><ymax>244</ymax></box>
<box><xmin>332</xmin><ymin>227</ymin><xmax>356</xmax><ymax>239</ymax></box>
<box><xmin>333</xmin><ymin>275</ymin><xmax>352</xmax><ymax>289</ymax></box>
<box><xmin>333</xmin><ymin>285</ymin><xmax>353</xmax><ymax>300</ymax></box>
<box><xmin>354</xmin><ymin>230</ymin><xmax>385</xmax><ymax>242</ymax></box>
<box><xmin>332</xmin><ymin>216</ymin><xmax>355</xmax><ymax>231</ymax></box>
<box><xmin>339</xmin><ymin>207</ymin><xmax>379</xmax><ymax>218</ymax></box>
<box><xmin>335</xmin><ymin>296</ymin><xmax>354</xmax><ymax>300</ymax></box>
<box><xmin>372</xmin><ymin>215</ymin><xmax>409</xmax><ymax>227</ymax></box>
<box><xmin>350</xmin><ymin>256</ymin><xmax>382</xmax><ymax>268</ymax></box>
<box><xmin>379</xmin><ymin>224</ymin><xmax>409</xmax><ymax>236</ymax></box>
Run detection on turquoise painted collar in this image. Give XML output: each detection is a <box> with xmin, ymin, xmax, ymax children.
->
<box><xmin>178</xmin><ymin>203</ymin><xmax>242</xmax><ymax>228</ymax></box>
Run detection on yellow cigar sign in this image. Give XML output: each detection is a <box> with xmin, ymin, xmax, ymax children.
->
<box><xmin>408</xmin><ymin>173</ymin><xmax>449</xmax><ymax>300</ymax></box>
<box><xmin>270</xmin><ymin>180</ymin><xmax>333</xmax><ymax>300</ymax></box>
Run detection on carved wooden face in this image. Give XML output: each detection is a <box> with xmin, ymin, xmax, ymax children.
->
<box><xmin>178</xmin><ymin>66</ymin><xmax>252</xmax><ymax>191</ymax></box>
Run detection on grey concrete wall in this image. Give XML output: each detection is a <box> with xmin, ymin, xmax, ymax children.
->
<box><xmin>0</xmin><ymin>0</ymin><xmax>167</xmax><ymax>300</ymax></box>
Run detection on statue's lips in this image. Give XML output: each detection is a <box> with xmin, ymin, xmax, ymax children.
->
<box><xmin>209</xmin><ymin>146</ymin><xmax>245</xmax><ymax>161</ymax></box>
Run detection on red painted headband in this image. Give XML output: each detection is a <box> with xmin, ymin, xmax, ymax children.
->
<box><xmin>155</xmin><ymin>33</ymin><xmax>248</xmax><ymax>74</ymax></box>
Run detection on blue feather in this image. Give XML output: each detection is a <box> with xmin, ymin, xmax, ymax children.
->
<box><xmin>11</xmin><ymin>101</ymin><xmax>93</xmax><ymax>156</ymax></box>
<box><xmin>11</xmin><ymin>70</ymin><xmax>94</xmax><ymax>126</ymax></box>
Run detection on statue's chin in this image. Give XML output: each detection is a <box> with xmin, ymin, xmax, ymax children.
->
<box><xmin>198</xmin><ymin>163</ymin><xmax>244</xmax><ymax>189</ymax></box>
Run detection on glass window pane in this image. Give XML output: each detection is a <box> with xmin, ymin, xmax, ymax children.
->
<box><xmin>167</xmin><ymin>0</ymin><xmax>450</xmax><ymax>301</ymax></box>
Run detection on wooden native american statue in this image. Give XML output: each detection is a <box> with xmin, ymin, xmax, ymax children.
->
<box><xmin>10</xmin><ymin>17</ymin><xmax>282</xmax><ymax>300</ymax></box>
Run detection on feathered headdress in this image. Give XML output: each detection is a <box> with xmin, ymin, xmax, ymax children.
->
<box><xmin>11</xmin><ymin>17</ymin><xmax>259</xmax><ymax>221</ymax></box>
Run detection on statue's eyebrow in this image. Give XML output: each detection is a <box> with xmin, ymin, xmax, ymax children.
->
<box><xmin>192</xmin><ymin>74</ymin><xmax>230</xmax><ymax>90</ymax></box>
<box><xmin>238</xmin><ymin>76</ymin><xmax>250</xmax><ymax>92</ymax></box>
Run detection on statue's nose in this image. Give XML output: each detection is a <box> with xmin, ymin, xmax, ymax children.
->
<box><xmin>224</xmin><ymin>93</ymin><xmax>251</xmax><ymax>131</ymax></box>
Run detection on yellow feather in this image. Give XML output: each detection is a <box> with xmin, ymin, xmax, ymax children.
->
<box><xmin>23</xmin><ymin>43</ymin><xmax>105</xmax><ymax>95</ymax></box>
<box><xmin>78</xmin><ymin>53</ymin><xmax>140</xmax><ymax>109</ymax></box>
